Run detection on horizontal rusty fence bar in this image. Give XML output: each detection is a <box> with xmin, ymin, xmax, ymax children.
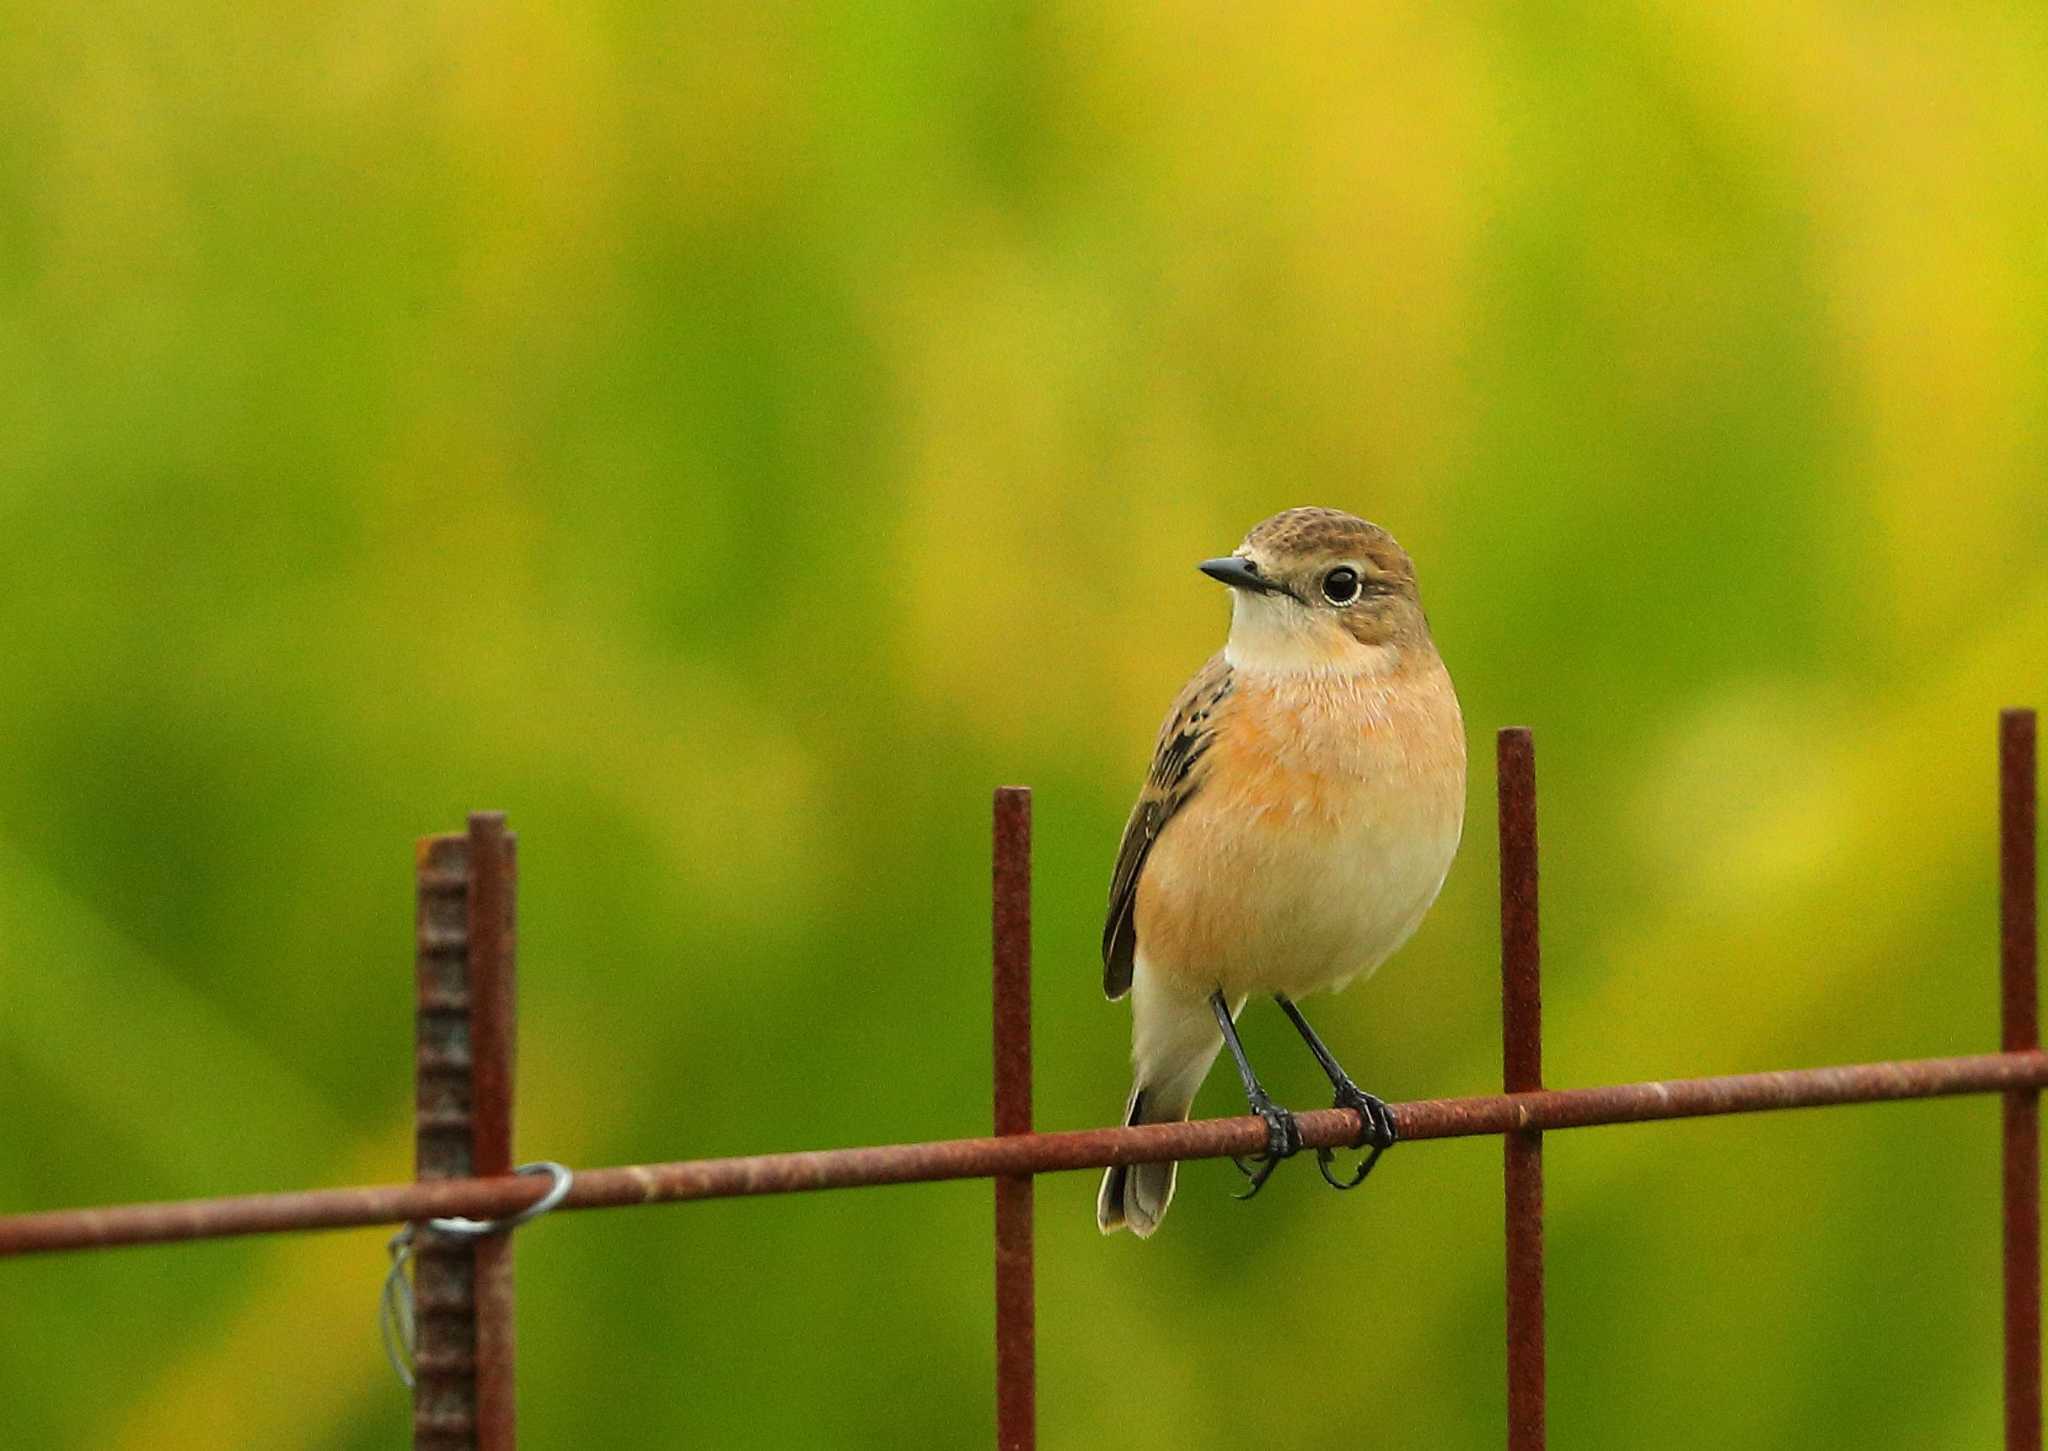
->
<box><xmin>6</xmin><ymin>1048</ymin><xmax>2045</xmax><ymax>1258</ymax></box>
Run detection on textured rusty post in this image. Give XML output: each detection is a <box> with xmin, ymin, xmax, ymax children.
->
<box><xmin>413</xmin><ymin>813</ymin><xmax>519</xmax><ymax>1451</ymax></box>
<box><xmin>992</xmin><ymin>788</ymin><xmax>1035</xmax><ymax>1451</ymax></box>
<box><xmin>2003</xmin><ymin>711</ymin><xmax>2040</xmax><ymax>1451</ymax></box>
<box><xmin>1499</xmin><ymin>729</ymin><xmax>1545</xmax><ymax>1451</ymax></box>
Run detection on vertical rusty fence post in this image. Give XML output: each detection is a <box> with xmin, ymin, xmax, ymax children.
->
<box><xmin>993</xmin><ymin>788</ymin><xmax>1035</xmax><ymax>1451</ymax></box>
<box><xmin>1499</xmin><ymin>729</ymin><xmax>1545</xmax><ymax>1451</ymax></box>
<box><xmin>414</xmin><ymin>812</ymin><xmax>519</xmax><ymax>1451</ymax></box>
<box><xmin>2003</xmin><ymin>711</ymin><xmax>2040</xmax><ymax>1451</ymax></box>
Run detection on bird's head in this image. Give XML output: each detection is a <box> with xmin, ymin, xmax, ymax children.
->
<box><xmin>1199</xmin><ymin>507</ymin><xmax>1432</xmax><ymax>676</ymax></box>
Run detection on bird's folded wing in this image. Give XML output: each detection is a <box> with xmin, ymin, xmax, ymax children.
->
<box><xmin>1101</xmin><ymin>653</ymin><xmax>1234</xmax><ymax>999</ymax></box>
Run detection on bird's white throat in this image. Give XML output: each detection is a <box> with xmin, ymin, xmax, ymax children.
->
<box><xmin>1221</xmin><ymin>592</ymin><xmax>1396</xmax><ymax>678</ymax></box>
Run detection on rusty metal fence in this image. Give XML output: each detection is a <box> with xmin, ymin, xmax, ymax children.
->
<box><xmin>0</xmin><ymin>714</ymin><xmax>2041</xmax><ymax>1451</ymax></box>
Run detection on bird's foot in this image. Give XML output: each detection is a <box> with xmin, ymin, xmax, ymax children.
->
<box><xmin>1230</xmin><ymin>1091</ymin><xmax>1302</xmax><ymax>1200</ymax></box>
<box><xmin>1316</xmin><ymin>1080</ymin><xmax>1398</xmax><ymax>1191</ymax></box>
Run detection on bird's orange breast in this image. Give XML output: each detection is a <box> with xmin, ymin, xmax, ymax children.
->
<box><xmin>1134</xmin><ymin>652</ymin><xmax>1466</xmax><ymax>1000</ymax></box>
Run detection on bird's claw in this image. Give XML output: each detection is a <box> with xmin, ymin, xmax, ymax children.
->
<box><xmin>1230</xmin><ymin>1095</ymin><xmax>1302</xmax><ymax>1200</ymax></box>
<box><xmin>1316</xmin><ymin>1080</ymin><xmax>1398</xmax><ymax>1191</ymax></box>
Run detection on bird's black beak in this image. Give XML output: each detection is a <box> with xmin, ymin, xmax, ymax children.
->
<box><xmin>1198</xmin><ymin>556</ymin><xmax>1286</xmax><ymax>595</ymax></box>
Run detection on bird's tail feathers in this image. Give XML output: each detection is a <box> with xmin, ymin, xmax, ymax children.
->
<box><xmin>1099</xmin><ymin>982</ymin><xmax>1230</xmax><ymax>1237</ymax></box>
<box><xmin>1097</xmin><ymin>1082</ymin><xmax>1199</xmax><ymax>1237</ymax></box>
<box><xmin>1096</xmin><ymin>1032</ymin><xmax>1222</xmax><ymax>1237</ymax></box>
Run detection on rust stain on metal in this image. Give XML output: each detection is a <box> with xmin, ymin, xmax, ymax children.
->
<box><xmin>2002</xmin><ymin>710</ymin><xmax>2040</xmax><ymax>1451</ymax></box>
<box><xmin>1499</xmin><ymin>728</ymin><xmax>1546</xmax><ymax>1451</ymax></box>
<box><xmin>992</xmin><ymin>787</ymin><xmax>1035</xmax><ymax>1451</ymax></box>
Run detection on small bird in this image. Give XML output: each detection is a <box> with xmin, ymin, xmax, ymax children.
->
<box><xmin>1096</xmin><ymin>507</ymin><xmax>1466</xmax><ymax>1236</ymax></box>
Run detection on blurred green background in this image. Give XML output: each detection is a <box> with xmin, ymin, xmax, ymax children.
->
<box><xmin>3</xmin><ymin>2</ymin><xmax>2045</xmax><ymax>1446</ymax></box>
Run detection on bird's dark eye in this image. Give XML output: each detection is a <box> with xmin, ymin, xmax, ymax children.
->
<box><xmin>1321</xmin><ymin>567</ymin><xmax>1362</xmax><ymax>605</ymax></box>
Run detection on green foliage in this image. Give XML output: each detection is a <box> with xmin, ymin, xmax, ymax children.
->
<box><xmin>2</xmin><ymin>3</ymin><xmax>2045</xmax><ymax>1446</ymax></box>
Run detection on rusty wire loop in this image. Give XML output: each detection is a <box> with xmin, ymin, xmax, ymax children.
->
<box><xmin>379</xmin><ymin>1230</ymin><xmax>419</xmax><ymax>1389</ymax></box>
<box><xmin>423</xmin><ymin>1160</ymin><xmax>573</xmax><ymax>1239</ymax></box>
<box><xmin>379</xmin><ymin>1162</ymin><xmax>573</xmax><ymax>1390</ymax></box>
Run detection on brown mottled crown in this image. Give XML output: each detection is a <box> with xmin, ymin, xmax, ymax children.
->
<box><xmin>1241</xmin><ymin>507</ymin><xmax>1415</xmax><ymax>584</ymax></box>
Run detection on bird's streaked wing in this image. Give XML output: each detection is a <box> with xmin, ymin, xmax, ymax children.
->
<box><xmin>1101</xmin><ymin>653</ymin><xmax>1234</xmax><ymax>999</ymax></box>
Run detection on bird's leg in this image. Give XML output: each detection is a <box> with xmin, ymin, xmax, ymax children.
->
<box><xmin>1210</xmin><ymin>990</ymin><xmax>1301</xmax><ymax>1199</ymax></box>
<box><xmin>1274</xmin><ymin>994</ymin><xmax>1398</xmax><ymax>1191</ymax></box>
